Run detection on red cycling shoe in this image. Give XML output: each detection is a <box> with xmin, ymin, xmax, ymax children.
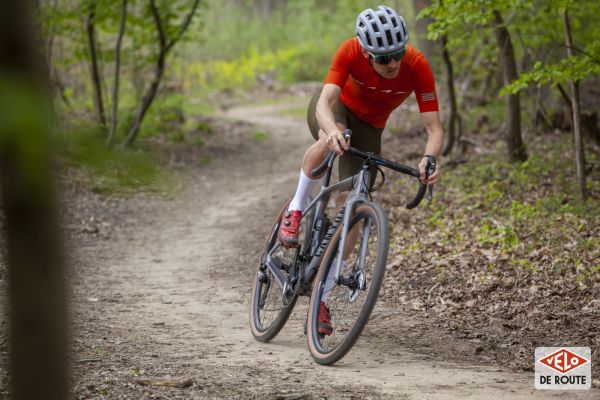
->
<box><xmin>278</xmin><ymin>209</ymin><xmax>302</xmax><ymax>248</ymax></box>
<box><xmin>318</xmin><ymin>301</ymin><xmax>333</xmax><ymax>336</ymax></box>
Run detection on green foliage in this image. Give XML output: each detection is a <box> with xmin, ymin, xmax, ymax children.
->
<box><xmin>193</xmin><ymin>0</ymin><xmax>379</xmax><ymax>59</ymax></box>
<box><xmin>251</xmin><ymin>131</ymin><xmax>269</xmax><ymax>142</ymax></box>
<box><xmin>501</xmin><ymin>0</ymin><xmax>600</xmax><ymax>94</ymax></box>
<box><xmin>436</xmin><ymin>135</ymin><xmax>598</xmax><ymax>269</ymax></box>
<box><xmin>477</xmin><ymin>221</ymin><xmax>518</xmax><ymax>250</ymax></box>
<box><xmin>140</xmin><ymin>92</ymin><xmax>186</xmax><ymax>137</ymax></box>
<box><xmin>184</xmin><ymin>40</ymin><xmax>336</xmax><ymax>93</ymax></box>
<box><xmin>420</xmin><ymin>0</ymin><xmax>533</xmax><ymax>40</ymax></box>
<box><xmin>195</xmin><ymin>120</ymin><xmax>214</xmax><ymax>134</ymax></box>
<box><xmin>58</xmin><ymin>125</ymin><xmax>177</xmax><ymax>194</ymax></box>
<box><xmin>420</xmin><ymin>0</ymin><xmax>600</xmax><ymax>113</ymax></box>
<box><xmin>181</xmin><ymin>0</ymin><xmax>414</xmax><ymax>92</ymax></box>
<box><xmin>503</xmin><ymin>52</ymin><xmax>600</xmax><ymax>95</ymax></box>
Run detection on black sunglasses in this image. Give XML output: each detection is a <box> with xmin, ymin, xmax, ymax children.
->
<box><xmin>369</xmin><ymin>48</ymin><xmax>406</xmax><ymax>65</ymax></box>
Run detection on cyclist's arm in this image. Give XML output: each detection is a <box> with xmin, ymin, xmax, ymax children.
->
<box><xmin>316</xmin><ymin>83</ymin><xmax>348</xmax><ymax>155</ymax></box>
<box><xmin>418</xmin><ymin>111</ymin><xmax>443</xmax><ymax>184</ymax></box>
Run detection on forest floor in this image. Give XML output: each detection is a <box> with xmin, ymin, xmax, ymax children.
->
<box><xmin>1</xmin><ymin>88</ymin><xmax>598</xmax><ymax>399</ymax></box>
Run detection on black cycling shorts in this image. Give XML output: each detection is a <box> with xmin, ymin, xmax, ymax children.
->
<box><xmin>306</xmin><ymin>88</ymin><xmax>384</xmax><ymax>186</ymax></box>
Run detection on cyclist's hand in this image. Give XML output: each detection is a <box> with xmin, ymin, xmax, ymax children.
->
<box><xmin>327</xmin><ymin>129</ymin><xmax>350</xmax><ymax>156</ymax></box>
<box><xmin>418</xmin><ymin>156</ymin><xmax>440</xmax><ymax>185</ymax></box>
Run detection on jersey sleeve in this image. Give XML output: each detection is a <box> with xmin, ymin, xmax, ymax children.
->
<box><xmin>412</xmin><ymin>54</ymin><xmax>439</xmax><ymax>113</ymax></box>
<box><xmin>323</xmin><ymin>39</ymin><xmax>354</xmax><ymax>88</ymax></box>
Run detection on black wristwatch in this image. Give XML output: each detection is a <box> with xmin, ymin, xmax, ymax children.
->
<box><xmin>422</xmin><ymin>155</ymin><xmax>437</xmax><ymax>165</ymax></box>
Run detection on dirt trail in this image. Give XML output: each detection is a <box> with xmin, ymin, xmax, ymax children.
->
<box><xmin>69</xmin><ymin>100</ymin><xmax>596</xmax><ymax>399</ymax></box>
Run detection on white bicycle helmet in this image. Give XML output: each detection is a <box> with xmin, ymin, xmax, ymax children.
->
<box><xmin>356</xmin><ymin>5</ymin><xmax>409</xmax><ymax>55</ymax></box>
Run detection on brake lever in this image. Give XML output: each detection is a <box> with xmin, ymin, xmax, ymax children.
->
<box><xmin>425</xmin><ymin>159</ymin><xmax>436</xmax><ymax>202</ymax></box>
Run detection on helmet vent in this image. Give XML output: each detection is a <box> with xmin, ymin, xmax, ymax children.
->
<box><xmin>377</xmin><ymin>37</ymin><xmax>383</xmax><ymax>47</ymax></box>
<box><xmin>385</xmin><ymin>30</ymin><xmax>393</xmax><ymax>45</ymax></box>
<box><xmin>391</xmin><ymin>17</ymin><xmax>398</xmax><ymax>28</ymax></box>
<box><xmin>372</xmin><ymin>22</ymin><xmax>379</xmax><ymax>32</ymax></box>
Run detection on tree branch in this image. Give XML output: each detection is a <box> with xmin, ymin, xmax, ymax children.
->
<box><xmin>107</xmin><ymin>0</ymin><xmax>127</xmax><ymax>147</ymax></box>
<box><xmin>149</xmin><ymin>0</ymin><xmax>166</xmax><ymax>51</ymax></box>
<box><xmin>556</xmin><ymin>83</ymin><xmax>572</xmax><ymax>111</ymax></box>
<box><xmin>523</xmin><ymin>30</ymin><xmax>600</xmax><ymax>65</ymax></box>
<box><xmin>165</xmin><ymin>0</ymin><xmax>200</xmax><ymax>53</ymax></box>
<box><xmin>85</xmin><ymin>2</ymin><xmax>107</xmax><ymax>128</ymax></box>
<box><xmin>122</xmin><ymin>0</ymin><xmax>201</xmax><ymax>146</ymax></box>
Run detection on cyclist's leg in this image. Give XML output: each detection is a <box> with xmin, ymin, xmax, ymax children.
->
<box><xmin>280</xmin><ymin>89</ymin><xmax>348</xmax><ymax>247</ymax></box>
<box><xmin>287</xmin><ymin>88</ymin><xmax>347</xmax><ymax>212</ymax></box>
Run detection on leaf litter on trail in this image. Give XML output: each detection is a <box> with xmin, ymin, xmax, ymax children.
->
<box><xmin>376</xmin><ymin>122</ymin><xmax>600</xmax><ymax>379</ymax></box>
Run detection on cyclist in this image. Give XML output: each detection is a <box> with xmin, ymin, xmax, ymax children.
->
<box><xmin>278</xmin><ymin>5</ymin><xmax>443</xmax><ymax>335</ymax></box>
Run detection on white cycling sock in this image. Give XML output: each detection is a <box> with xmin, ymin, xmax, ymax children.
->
<box><xmin>288</xmin><ymin>169</ymin><xmax>321</xmax><ymax>212</ymax></box>
<box><xmin>321</xmin><ymin>258</ymin><xmax>345</xmax><ymax>303</ymax></box>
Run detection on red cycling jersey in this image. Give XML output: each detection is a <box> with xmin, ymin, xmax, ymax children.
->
<box><xmin>324</xmin><ymin>37</ymin><xmax>439</xmax><ymax>128</ymax></box>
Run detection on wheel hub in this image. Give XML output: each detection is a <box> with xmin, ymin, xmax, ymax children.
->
<box><xmin>348</xmin><ymin>269</ymin><xmax>365</xmax><ymax>303</ymax></box>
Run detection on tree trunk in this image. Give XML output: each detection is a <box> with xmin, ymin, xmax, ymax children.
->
<box><xmin>107</xmin><ymin>0</ymin><xmax>128</xmax><ymax>147</ymax></box>
<box><xmin>86</xmin><ymin>3</ymin><xmax>107</xmax><ymax>128</ymax></box>
<box><xmin>259</xmin><ymin>0</ymin><xmax>273</xmax><ymax>22</ymax></box>
<box><xmin>122</xmin><ymin>0</ymin><xmax>200</xmax><ymax>146</ymax></box>
<box><xmin>43</xmin><ymin>0</ymin><xmax>60</xmax><ymax>90</ymax></box>
<box><xmin>492</xmin><ymin>10</ymin><xmax>527</xmax><ymax>162</ymax></box>
<box><xmin>0</xmin><ymin>2</ymin><xmax>69</xmax><ymax>400</ymax></box>
<box><xmin>441</xmin><ymin>34</ymin><xmax>462</xmax><ymax>155</ymax></box>
<box><xmin>123</xmin><ymin>50</ymin><xmax>166</xmax><ymax>146</ymax></box>
<box><xmin>411</xmin><ymin>0</ymin><xmax>436</xmax><ymax>61</ymax></box>
<box><xmin>563</xmin><ymin>9</ymin><xmax>587</xmax><ymax>200</ymax></box>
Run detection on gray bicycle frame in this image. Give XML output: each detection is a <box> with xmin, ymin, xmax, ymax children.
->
<box><xmin>264</xmin><ymin>165</ymin><xmax>372</xmax><ymax>290</ymax></box>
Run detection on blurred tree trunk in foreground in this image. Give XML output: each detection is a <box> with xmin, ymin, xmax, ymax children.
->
<box><xmin>0</xmin><ymin>1</ymin><xmax>69</xmax><ymax>399</ymax></box>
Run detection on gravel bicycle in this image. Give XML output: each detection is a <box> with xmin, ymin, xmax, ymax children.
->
<box><xmin>249</xmin><ymin>130</ymin><xmax>435</xmax><ymax>365</ymax></box>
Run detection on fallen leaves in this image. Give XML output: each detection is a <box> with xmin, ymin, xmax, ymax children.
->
<box><xmin>376</xmin><ymin>127</ymin><xmax>600</xmax><ymax>379</ymax></box>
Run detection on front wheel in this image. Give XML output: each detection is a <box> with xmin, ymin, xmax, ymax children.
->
<box><xmin>306</xmin><ymin>202</ymin><xmax>389</xmax><ymax>365</ymax></box>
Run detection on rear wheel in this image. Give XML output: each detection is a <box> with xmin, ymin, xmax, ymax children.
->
<box><xmin>249</xmin><ymin>203</ymin><xmax>298</xmax><ymax>342</ymax></box>
<box><xmin>306</xmin><ymin>202</ymin><xmax>389</xmax><ymax>365</ymax></box>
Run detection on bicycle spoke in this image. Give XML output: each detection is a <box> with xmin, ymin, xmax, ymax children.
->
<box><xmin>308</xmin><ymin>203</ymin><xmax>389</xmax><ymax>364</ymax></box>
